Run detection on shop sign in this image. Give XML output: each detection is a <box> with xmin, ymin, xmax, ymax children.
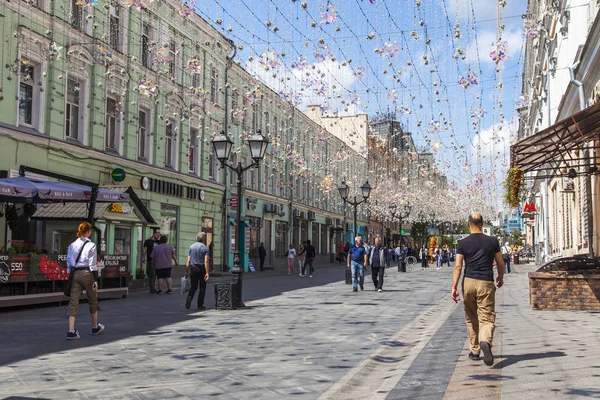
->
<box><xmin>229</xmin><ymin>198</ymin><xmax>238</xmax><ymax>208</ymax></box>
<box><xmin>109</xmin><ymin>203</ymin><xmax>134</xmax><ymax>214</ymax></box>
<box><xmin>247</xmin><ymin>198</ymin><xmax>258</xmax><ymax>211</ymax></box>
<box><xmin>111</xmin><ymin>168</ymin><xmax>127</xmax><ymax>182</ymax></box>
<box><xmin>100</xmin><ymin>255</ymin><xmax>129</xmax><ymax>278</ymax></box>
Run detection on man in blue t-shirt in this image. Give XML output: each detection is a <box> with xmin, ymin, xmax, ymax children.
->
<box><xmin>451</xmin><ymin>213</ymin><xmax>504</xmax><ymax>367</ymax></box>
<box><xmin>347</xmin><ymin>236</ymin><xmax>368</xmax><ymax>292</ymax></box>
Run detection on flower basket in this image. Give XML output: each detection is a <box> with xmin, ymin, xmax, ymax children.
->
<box><xmin>504</xmin><ymin>168</ymin><xmax>524</xmax><ymax>208</ymax></box>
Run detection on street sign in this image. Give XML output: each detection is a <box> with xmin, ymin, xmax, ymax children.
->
<box><xmin>229</xmin><ymin>197</ymin><xmax>238</xmax><ymax>208</ymax></box>
<box><xmin>111</xmin><ymin>168</ymin><xmax>126</xmax><ymax>182</ymax></box>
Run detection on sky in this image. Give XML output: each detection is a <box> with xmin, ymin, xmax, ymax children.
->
<box><xmin>192</xmin><ymin>0</ymin><xmax>529</xmax><ymax>208</ymax></box>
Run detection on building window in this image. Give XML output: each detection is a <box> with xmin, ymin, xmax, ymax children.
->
<box><xmin>208</xmin><ymin>153</ymin><xmax>215</xmax><ymax>179</ymax></box>
<box><xmin>264</xmin><ymin>111</ymin><xmax>269</xmax><ymax>135</ymax></box>
<box><xmin>192</xmin><ymin>72</ymin><xmax>201</xmax><ymax>89</ymax></box>
<box><xmin>165</xmin><ymin>121</ymin><xmax>175</xmax><ymax>168</ymax></box>
<box><xmin>138</xmin><ymin>108</ymin><xmax>150</xmax><ymax>160</ymax></box>
<box><xmin>189</xmin><ymin>127</ymin><xmax>199</xmax><ymax>174</ymax></box>
<box><xmin>160</xmin><ymin>204</ymin><xmax>179</xmax><ymax>253</ymax></box>
<box><xmin>168</xmin><ymin>41</ymin><xmax>176</xmax><ymax>79</ymax></box>
<box><xmin>273</xmin><ymin>116</ymin><xmax>278</xmax><ymax>136</ymax></box>
<box><xmin>231</xmin><ymin>89</ymin><xmax>239</xmax><ymax>124</ymax></box>
<box><xmin>109</xmin><ymin>5</ymin><xmax>121</xmax><ymax>51</ymax></box>
<box><xmin>105</xmin><ymin>98</ymin><xmax>119</xmax><ymax>152</ymax></box>
<box><xmin>251</xmin><ymin>103</ymin><xmax>258</xmax><ymax>132</ymax></box>
<box><xmin>71</xmin><ymin>0</ymin><xmax>83</xmax><ymax>30</ymax></box>
<box><xmin>141</xmin><ymin>22</ymin><xmax>151</xmax><ymax>69</ymax></box>
<box><xmin>65</xmin><ymin>78</ymin><xmax>82</xmax><ymax>141</ymax></box>
<box><xmin>270</xmin><ymin>168</ymin><xmax>276</xmax><ymax>195</ymax></box>
<box><xmin>18</xmin><ymin>63</ymin><xmax>35</xmax><ymax>126</ymax></box>
<box><xmin>210</xmin><ymin>66</ymin><xmax>218</xmax><ymax>104</ymax></box>
<box><xmin>229</xmin><ymin>153</ymin><xmax>237</xmax><ymax>185</ymax></box>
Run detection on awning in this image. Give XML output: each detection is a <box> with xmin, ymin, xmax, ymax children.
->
<box><xmin>0</xmin><ymin>176</ymin><xmax>130</xmax><ymax>203</ymax></box>
<box><xmin>511</xmin><ymin>102</ymin><xmax>600</xmax><ymax>174</ymax></box>
<box><xmin>31</xmin><ymin>187</ymin><xmax>155</xmax><ymax>224</ymax></box>
<box><xmin>32</xmin><ymin>203</ymin><xmax>110</xmax><ymax>220</ymax></box>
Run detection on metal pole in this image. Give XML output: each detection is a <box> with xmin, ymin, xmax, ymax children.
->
<box><xmin>232</xmin><ymin>163</ymin><xmax>245</xmax><ymax>307</ymax></box>
<box><xmin>353</xmin><ymin>197</ymin><xmax>358</xmax><ymax>240</ymax></box>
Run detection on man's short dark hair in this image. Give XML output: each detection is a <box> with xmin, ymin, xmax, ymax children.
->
<box><xmin>306</xmin><ymin>240</ymin><xmax>311</xmax><ymax>245</ymax></box>
<box><xmin>159</xmin><ymin>235</ymin><xmax>168</xmax><ymax>244</ymax></box>
<box><xmin>468</xmin><ymin>213</ymin><xmax>484</xmax><ymax>227</ymax></box>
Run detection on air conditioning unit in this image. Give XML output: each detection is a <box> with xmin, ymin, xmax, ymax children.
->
<box><xmin>293</xmin><ymin>208</ymin><xmax>301</xmax><ymax>218</ymax></box>
<box><xmin>345</xmin><ymin>222</ymin><xmax>352</xmax><ymax>231</ymax></box>
<box><xmin>335</xmin><ymin>218</ymin><xmax>341</xmax><ymax>226</ymax></box>
<box><xmin>308</xmin><ymin>211</ymin><xmax>316</xmax><ymax>220</ymax></box>
<box><xmin>299</xmin><ymin>211</ymin><xmax>306</xmax><ymax>220</ymax></box>
<box><xmin>325</xmin><ymin>217</ymin><xmax>333</xmax><ymax>225</ymax></box>
<box><xmin>264</xmin><ymin>203</ymin><xmax>274</xmax><ymax>213</ymax></box>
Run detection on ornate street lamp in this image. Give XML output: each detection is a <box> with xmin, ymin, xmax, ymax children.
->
<box><xmin>390</xmin><ymin>202</ymin><xmax>411</xmax><ymax>272</ymax></box>
<box><xmin>338</xmin><ymin>181</ymin><xmax>371</xmax><ymax>240</ymax></box>
<box><xmin>212</xmin><ymin>130</ymin><xmax>269</xmax><ymax>308</ymax></box>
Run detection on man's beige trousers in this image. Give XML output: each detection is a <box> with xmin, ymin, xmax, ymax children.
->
<box><xmin>462</xmin><ymin>277</ymin><xmax>496</xmax><ymax>354</ymax></box>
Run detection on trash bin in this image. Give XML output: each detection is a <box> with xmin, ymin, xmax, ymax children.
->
<box><xmin>513</xmin><ymin>254</ymin><xmax>519</xmax><ymax>265</ymax></box>
<box><xmin>398</xmin><ymin>260</ymin><xmax>406</xmax><ymax>272</ymax></box>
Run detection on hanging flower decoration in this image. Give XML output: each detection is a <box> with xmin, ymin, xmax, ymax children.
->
<box><xmin>152</xmin><ymin>47</ymin><xmax>171</xmax><ymax>65</ymax></box>
<box><xmin>42</xmin><ymin>41</ymin><xmax>62</xmax><ymax>63</ymax></box>
<box><xmin>515</xmin><ymin>96</ymin><xmax>527</xmax><ymax>109</ymax></box>
<box><xmin>426</xmin><ymin>120</ymin><xmax>445</xmax><ymax>134</ymax></box>
<box><xmin>96</xmin><ymin>46</ymin><xmax>113</xmax><ymax>67</ymax></box>
<box><xmin>185</xmin><ymin>58</ymin><xmax>202</xmax><ymax>75</ymax></box>
<box><xmin>279</xmin><ymin>89</ymin><xmax>302</xmax><ymax>106</ymax></box>
<box><xmin>354</xmin><ymin>66</ymin><xmax>366</xmax><ymax>80</ymax></box>
<box><xmin>362</xmin><ymin>0</ymin><xmax>376</xmax><ymax>3</ymax></box>
<box><xmin>407</xmin><ymin>151</ymin><xmax>418</xmax><ymax>162</ymax></box>
<box><xmin>314</xmin><ymin>43</ymin><xmax>332</xmax><ymax>61</ymax></box>
<box><xmin>387</xmin><ymin>89</ymin><xmax>400</xmax><ymax>103</ymax></box>
<box><xmin>178</xmin><ymin>0</ymin><xmax>195</xmax><ymax>18</ymax></box>
<box><xmin>350</xmin><ymin>94</ymin><xmax>361</xmax><ymax>105</ymax></box>
<box><xmin>112</xmin><ymin>101</ymin><xmax>122</xmax><ymax>115</ymax></box>
<box><xmin>333</xmin><ymin>151</ymin><xmax>349</xmax><ymax>162</ymax></box>
<box><xmin>312</xmin><ymin>80</ymin><xmax>329</xmax><ymax>96</ymax></box>
<box><xmin>458</xmin><ymin>76</ymin><xmax>470</xmax><ymax>89</ymax></box>
<box><xmin>122</xmin><ymin>0</ymin><xmax>149</xmax><ymax>10</ymax></box>
<box><xmin>523</xmin><ymin>19</ymin><xmax>538</xmax><ymax>37</ymax></box>
<box><xmin>292</xmin><ymin>56</ymin><xmax>309</xmax><ymax>70</ymax></box>
<box><xmin>320</xmin><ymin>104</ymin><xmax>332</xmax><ymax>115</ymax></box>
<box><xmin>190</xmin><ymin>87</ymin><xmax>207</xmax><ymax>97</ymax></box>
<box><xmin>320</xmin><ymin>3</ymin><xmax>338</xmax><ymax>24</ymax></box>
<box><xmin>466</xmin><ymin>71</ymin><xmax>479</xmax><ymax>85</ymax></box>
<box><xmin>503</xmin><ymin>168</ymin><xmax>523</xmax><ymax>208</ymax></box>
<box><xmin>259</xmin><ymin>50</ymin><xmax>280</xmax><ymax>71</ymax></box>
<box><xmin>431</xmin><ymin>141</ymin><xmax>441</xmax><ymax>152</ymax></box>
<box><xmin>490</xmin><ymin>41</ymin><xmax>508</xmax><ymax>63</ymax></box>
<box><xmin>359</xmin><ymin>145</ymin><xmax>368</xmax><ymax>157</ymax></box>
<box><xmin>397</xmin><ymin>104</ymin><xmax>411</xmax><ymax>115</ymax></box>
<box><xmin>138</xmin><ymin>78</ymin><xmax>157</xmax><ymax>97</ymax></box>
<box><xmin>470</xmin><ymin>106</ymin><xmax>487</xmax><ymax>120</ymax></box>
<box><xmin>75</xmin><ymin>0</ymin><xmax>97</xmax><ymax>6</ymax></box>
<box><xmin>232</xmin><ymin>109</ymin><xmax>245</xmax><ymax>124</ymax></box>
<box><xmin>375</xmin><ymin>40</ymin><xmax>399</xmax><ymax>58</ymax></box>
<box><xmin>320</xmin><ymin>174</ymin><xmax>334</xmax><ymax>197</ymax></box>
<box><xmin>313</xmin><ymin>129</ymin><xmax>329</xmax><ymax>143</ymax></box>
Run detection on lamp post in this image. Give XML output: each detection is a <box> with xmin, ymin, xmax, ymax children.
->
<box><xmin>212</xmin><ymin>130</ymin><xmax>269</xmax><ymax>307</ymax></box>
<box><xmin>338</xmin><ymin>181</ymin><xmax>372</xmax><ymax>240</ymax></box>
<box><xmin>390</xmin><ymin>202</ymin><xmax>411</xmax><ymax>272</ymax></box>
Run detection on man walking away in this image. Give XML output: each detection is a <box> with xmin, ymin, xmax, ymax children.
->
<box><xmin>452</xmin><ymin>213</ymin><xmax>504</xmax><ymax>367</ymax></box>
<box><xmin>502</xmin><ymin>242</ymin><xmax>512</xmax><ymax>273</ymax></box>
<box><xmin>395</xmin><ymin>245</ymin><xmax>402</xmax><ymax>266</ymax></box>
<box><xmin>143</xmin><ymin>231</ymin><xmax>161</xmax><ymax>293</ymax></box>
<box><xmin>369</xmin><ymin>237</ymin><xmax>390</xmax><ymax>292</ymax></box>
<box><xmin>258</xmin><ymin>242</ymin><xmax>267</xmax><ymax>272</ymax></box>
<box><xmin>347</xmin><ymin>236</ymin><xmax>368</xmax><ymax>292</ymax></box>
<box><xmin>298</xmin><ymin>240</ymin><xmax>316</xmax><ymax>277</ymax></box>
<box><xmin>185</xmin><ymin>232</ymin><xmax>210</xmax><ymax>310</ymax></box>
<box><xmin>420</xmin><ymin>245</ymin><xmax>428</xmax><ymax>270</ymax></box>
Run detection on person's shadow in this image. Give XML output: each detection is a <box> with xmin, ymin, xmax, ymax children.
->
<box><xmin>493</xmin><ymin>351</ymin><xmax>566</xmax><ymax>369</ymax></box>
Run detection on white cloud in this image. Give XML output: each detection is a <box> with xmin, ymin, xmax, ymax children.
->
<box><xmin>472</xmin><ymin>117</ymin><xmax>518</xmax><ymax>173</ymax></box>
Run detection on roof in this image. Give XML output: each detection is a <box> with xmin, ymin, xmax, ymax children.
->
<box><xmin>32</xmin><ymin>203</ymin><xmax>109</xmax><ymax>220</ymax></box>
<box><xmin>511</xmin><ymin>101</ymin><xmax>600</xmax><ymax>174</ymax></box>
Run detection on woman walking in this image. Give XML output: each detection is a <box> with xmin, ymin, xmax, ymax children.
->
<box><xmin>287</xmin><ymin>244</ymin><xmax>297</xmax><ymax>275</ymax></box>
<box><xmin>298</xmin><ymin>241</ymin><xmax>306</xmax><ymax>276</ymax></box>
<box><xmin>151</xmin><ymin>235</ymin><xmax>177</xmax><ymax>295</ymax></box>
<box><xmin>66</xmin><ymin>221</ymin><xmax>104</xmax><ymax>339</ymax></box>
<box><xmin>435</xmin><ymin>248</ymin><xmax>442</xmax><ymax>270</ymax></box>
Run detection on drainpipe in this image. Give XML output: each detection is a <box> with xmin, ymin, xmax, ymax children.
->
<box><xmin>569</xmin><ymin>59</ymin><xmax>594</xmax><ymax>257</ymax></box>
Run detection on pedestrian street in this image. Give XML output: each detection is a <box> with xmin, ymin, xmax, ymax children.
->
<box><xmin>1</xmin><ymin>264</ymin><xmax>599</xmax><ymax>399</ymax></box>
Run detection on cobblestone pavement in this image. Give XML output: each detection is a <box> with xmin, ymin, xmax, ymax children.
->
<box><xmin>1</xmin><ymin>263</ymin><xmax>599</xmax><ymax>400</ymax></box>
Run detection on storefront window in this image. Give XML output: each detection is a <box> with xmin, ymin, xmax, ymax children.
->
<box><xmin>114</xmin><ymin>226</ymin><xmax>131</xmax><ymax>254</ymax></box>
<box><xmin>160</xmin><ymin>204</ymin><xmax>178</xmax><ymax>251</ymax></box>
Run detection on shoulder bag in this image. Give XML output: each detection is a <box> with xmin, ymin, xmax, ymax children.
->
<box><xmin>63</xmin><ymin>241</ymin><xmax>91</xmax><ymax>296</ymax></box>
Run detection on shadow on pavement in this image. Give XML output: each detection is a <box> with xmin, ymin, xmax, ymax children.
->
<box><xmin>468</xmin><ymin>374</ymin><xmax>515</xmax><ymax>381</ymax></box>
<box><xmin>492</xmin><ymin>351</ymin><xmax>567</xmax><ymax>369</ymax></box>
<box><xmin>0</xmin><ymin>264</ymin><xmax>345</xmax><ymax>368</ymax></box>
<box><xmin>564</xmin><ymin>388</ymin><xmax>600</xmax><ymax>397</ymax></box>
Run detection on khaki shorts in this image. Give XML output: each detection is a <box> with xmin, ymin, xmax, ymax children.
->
<box><xmin>67</xmin><ymin>269</ymin><xmax>98</xmax><ymax>317</ymax></box>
